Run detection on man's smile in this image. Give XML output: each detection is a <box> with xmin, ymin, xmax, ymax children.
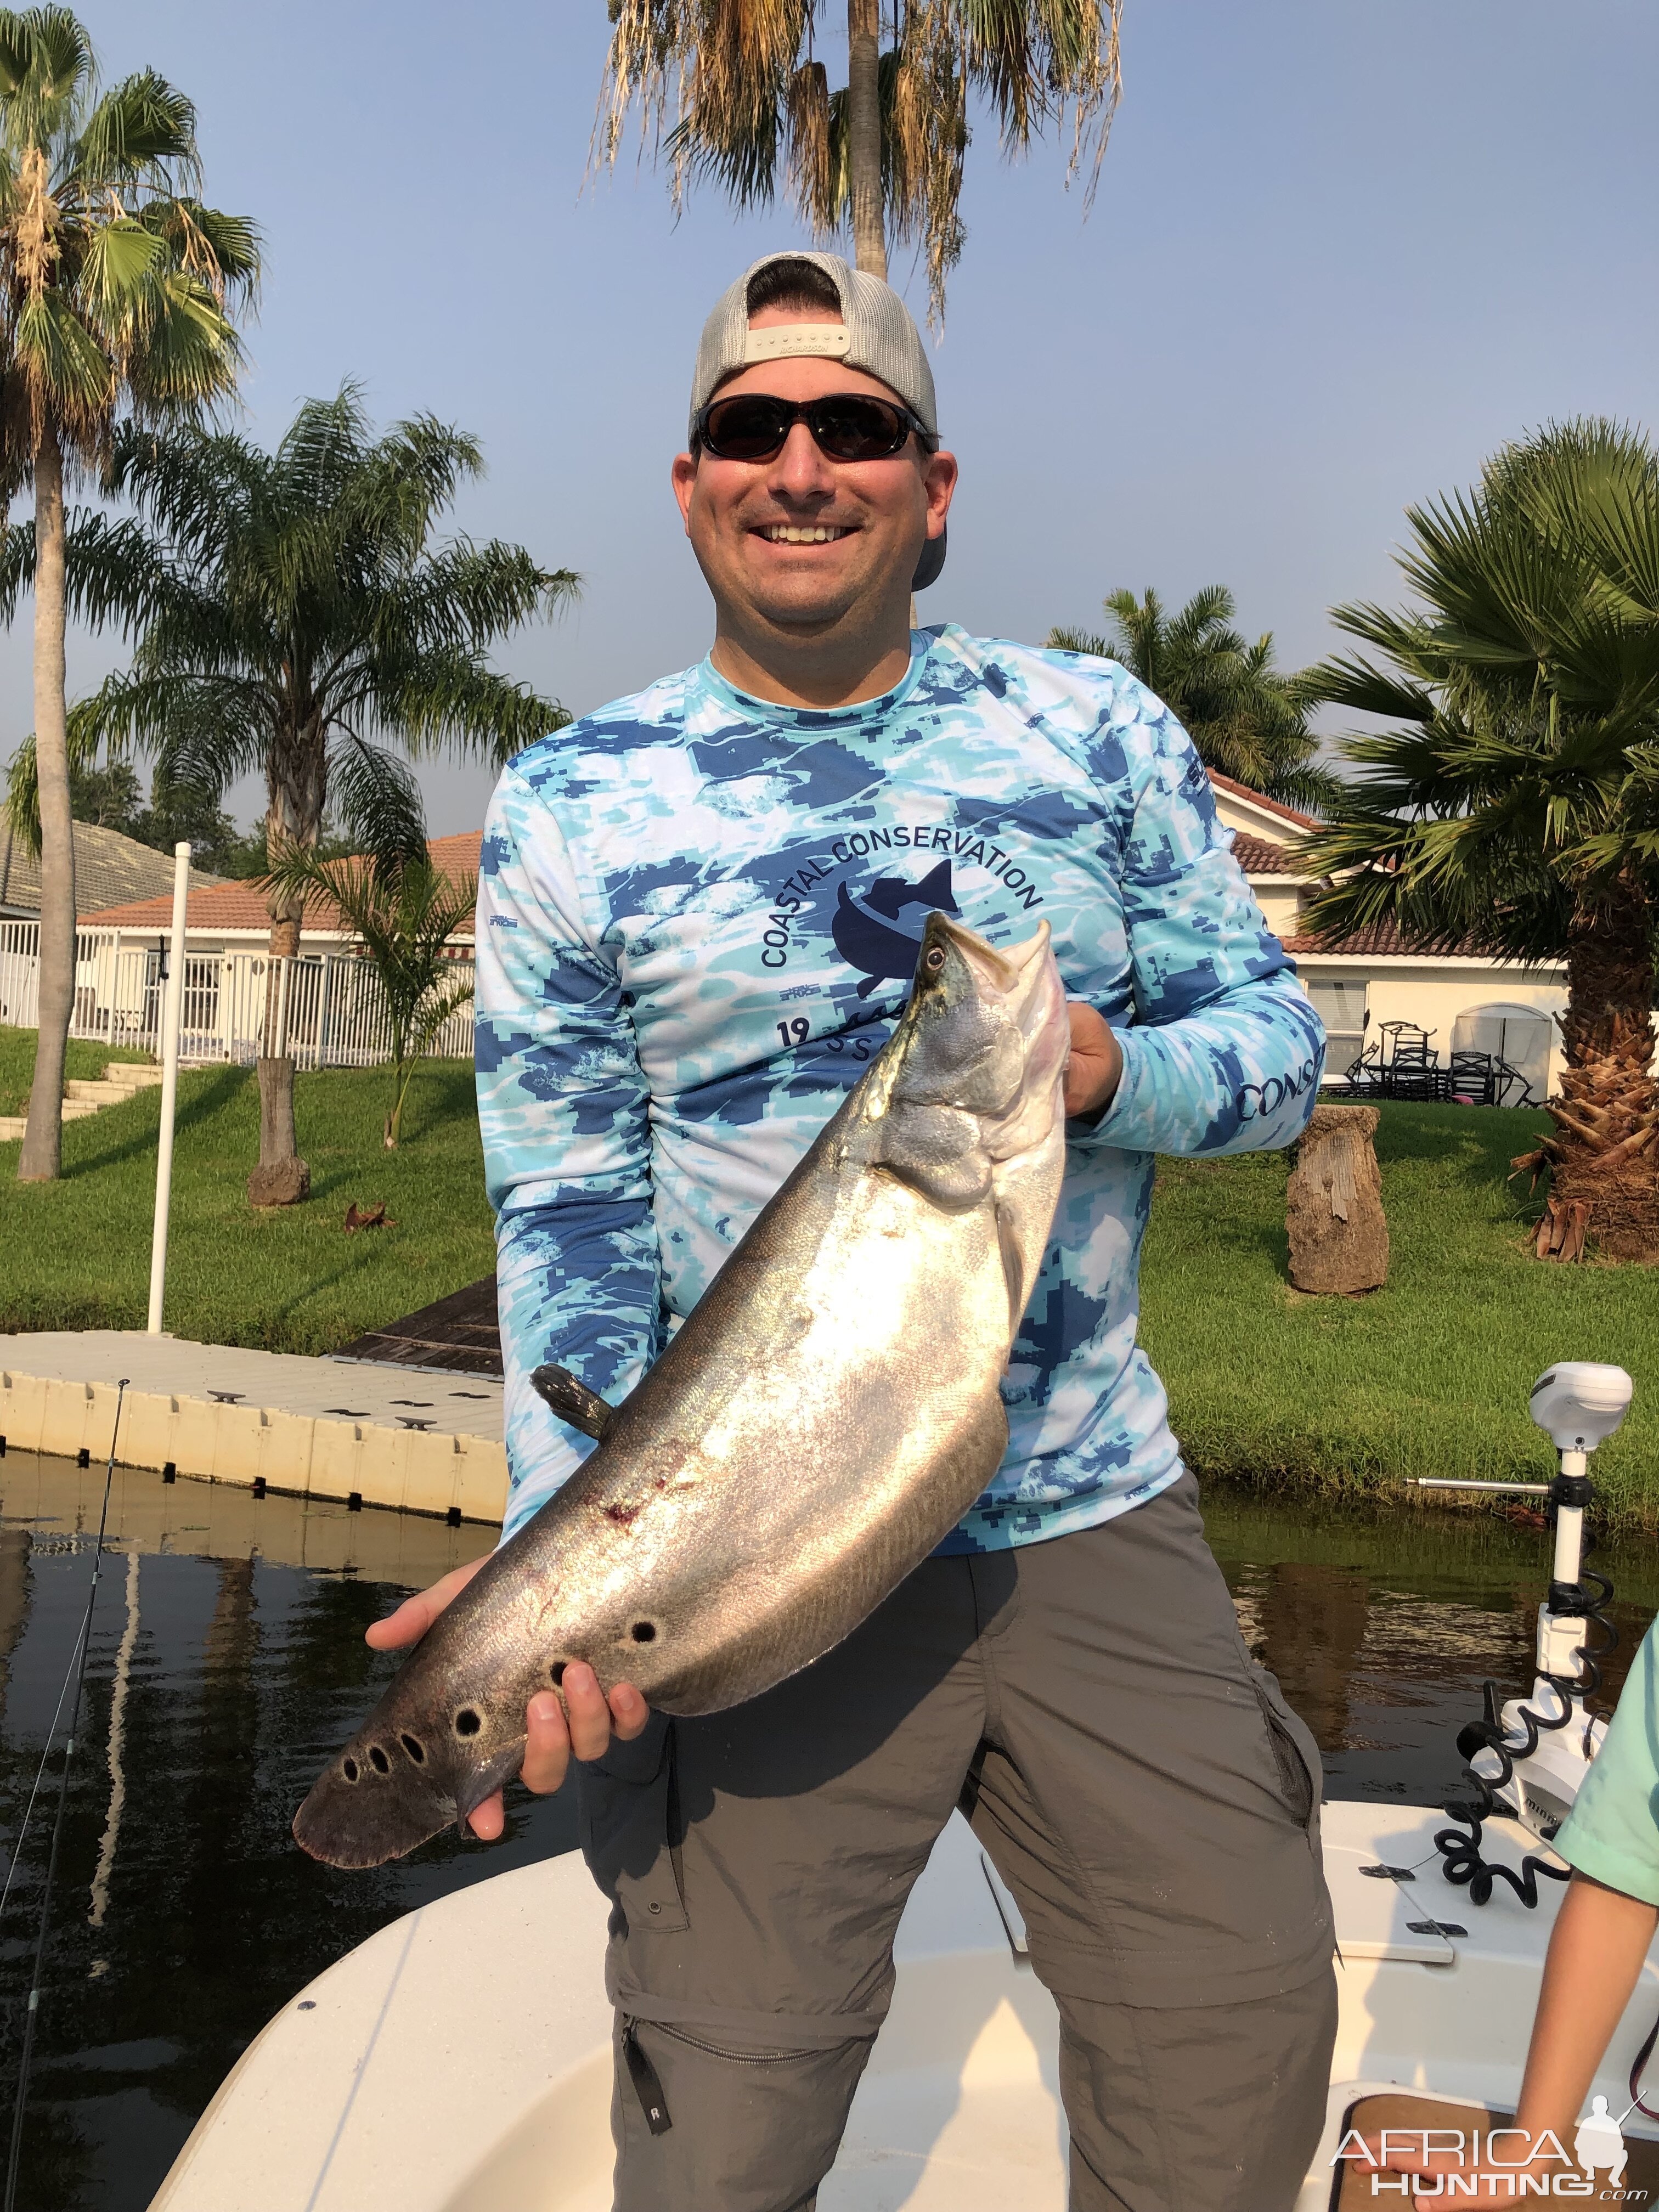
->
<box><xmin>754</xmin><ymin>521</ymin><xmax>858</xmax><ymax>544</ymax></box>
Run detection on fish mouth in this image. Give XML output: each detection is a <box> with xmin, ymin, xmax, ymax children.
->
<box><xmin>923</xmin><ymin>912</ymin><xmax>1057</xmax><ymax>1019</ymax></box>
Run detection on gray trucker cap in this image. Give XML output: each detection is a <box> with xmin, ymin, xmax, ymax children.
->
<box><xmin>690</xmin><ymin>250</ymin><xmax>945</xmax><ymax>589</ymax></box>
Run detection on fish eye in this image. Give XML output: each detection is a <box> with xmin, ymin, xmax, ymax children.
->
<box><xmin>549</xmin><ymin>1661</ymin><xmax>567</xmax><ymax>1686</ymax></box>
<box><xmin>454</xmin><ymin>1707</ymin><xmax>482</xmax><ymax>1738</ymax></box>
<box><xmin>368</xmin><ymin>1745</ymin><xmax>391</xmax><ymax>1775</ymax></box>
<box><xmin>924</xmin><ymin>946</ymin><xmax>946</xmax><ymax>973</ymax></box>
<box><xmin>630</xmin><ymin>1621</ymin><xmax>657</xmax><ymax>1644</ymax></box>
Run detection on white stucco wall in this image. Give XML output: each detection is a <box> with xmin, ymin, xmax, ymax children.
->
<box><xmin>1295</xmin><ymin>959</ymin><xmax>1567</xmax><ymax>1096</ymax></box>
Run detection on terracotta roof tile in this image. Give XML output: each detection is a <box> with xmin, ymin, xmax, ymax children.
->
<box><xmin>1285</xmin><ymin>917</ymin><xmax>1480</xmax><ymax>957</ymax></box>
<box><xmin>1232</xmin><ymin>832</ymin><xmax>1304</xmax><ymax>876</ymax></box>
<box><xmin>82</xmin><ymin>831</ymin><xmax>481</xmax><ymax>936</ymax></box>
<box><xmin>1207</xmin><ymin>770</ymin><xmax>1317</xmax><ymax>830</ymax></box>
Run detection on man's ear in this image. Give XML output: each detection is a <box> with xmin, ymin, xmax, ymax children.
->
<box><xmin>671</xmin><ymin>450</ymin><xmax>698</xmax><ymax>534</ymax></box>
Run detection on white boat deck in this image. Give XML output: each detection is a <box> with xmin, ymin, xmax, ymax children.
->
<box><xmin>150</xmin><ymin>1801</ymin><xmax>1659</xmax><ymax>2212</ymax></box>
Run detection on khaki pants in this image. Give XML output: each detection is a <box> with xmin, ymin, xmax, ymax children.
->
<box><xmin>576</xmin><ymin>1475</ymin><xmax>1338</xmax><ymax>2211</ymax></box>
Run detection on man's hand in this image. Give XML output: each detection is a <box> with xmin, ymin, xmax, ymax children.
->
<box><xmin>368</xmin><ymin>1558</ymin><xmax>650</xmax><ymax>1841</ymax></box>
<box><xmin>1064</xmin><ymin>1001</ymin><xmax>1124</xmax><ymax>1121</ymax></box>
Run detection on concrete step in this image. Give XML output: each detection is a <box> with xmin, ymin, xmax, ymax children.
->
<box><xmin>0</xmin><ymin>1116</ymin><xmax>24</xmax><ymax>1142</ymax></box>
<box><xmin>105</xmin><ymin>1062</ymin><xmax>162</xmax><ymax>1088</ymax></box>
<box><xmin>64</xmin><ymin>1080</ymin><xmax>131</xmax><ymax>1104</ymax></box>
<box><xmin>59</xmin><ymin>1099</ymin><xmax>103</xmax><ymax>1120</ymax></box>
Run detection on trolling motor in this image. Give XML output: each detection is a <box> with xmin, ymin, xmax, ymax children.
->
<box><xmin>1420</xmin><ymin>1362</ymin><xmax>1633</xmax><ymax>1904</ymax></box>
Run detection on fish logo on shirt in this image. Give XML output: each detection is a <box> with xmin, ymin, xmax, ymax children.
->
<box><xmin>831</xmin><ymin>860</ymin><xmax>960</xmax><ymax>997</ymax></box>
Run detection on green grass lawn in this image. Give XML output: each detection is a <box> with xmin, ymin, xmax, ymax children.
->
<box><xmin>1140</xmin><ymin>1101</ymin><xmax>1659</xmax><ymax>1525</ymax></box>
<box><xmin>0</xmin><ymin>1028</ymin><xmax>494</xmax><ymax>1351</ymax></box>
<box><xmin>0</xmin><ymin>1026</ymin><xmax>154</xmax><ymax>1118</ymax></box>
<box><xmin>2</xmin><ymin>1036</ymin><xmax>1656</xmax><ymax>1522</ymax></box>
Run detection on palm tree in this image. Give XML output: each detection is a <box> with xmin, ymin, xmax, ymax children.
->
<box><xmin>55</xmin><ymin>387</ymin><xmax>578</xmax><ymax>1198</ymax></box>
<box><xmin>1048</xmin><ymin>585</ymin><xmax>1338</xmax><ymax>812</ymax></box>
<box><xmin>0</xmin><ymin>7</ymin><xmax>257</xmax><ymax>1184</ymax></box>
<box><xmin>262</xmin><ymin>765</ymin><xmax>479</xmax><ymax>1152</ymax></box>
<box><xmin>1295</xmin><ymin>419</ymin><xmax>1659</xmax><ymax>1262</ymax></box>
<box><xmin>596</xmin><ymin>2</ymin><xmax>1121</xmax><ymax>317</ymax></box>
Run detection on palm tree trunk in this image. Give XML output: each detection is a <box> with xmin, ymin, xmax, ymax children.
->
<box><xmin>248</xmin><ymin>727</ymin><xmax>319</xmax><ymax>1205</ymax></box>
<box><xmin>847</xmin><ymin>0</ymin><xmax>887</xmax><ymax>278</ymax></box>
<box><xmin>1522</xmin><ymin>873</ymin><xmax>1658</xmax><ymax>1261</ymax></box>
<box><xmin>18</xmin><ymin>420</ymin><xmax>73</xmax><ymax>1183</ymax></box>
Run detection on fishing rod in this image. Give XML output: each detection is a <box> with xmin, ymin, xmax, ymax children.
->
<box><xmin>2</xmin><ymin>1380</ymin><xmax>128</xmax><ymax>2212</ymax></box>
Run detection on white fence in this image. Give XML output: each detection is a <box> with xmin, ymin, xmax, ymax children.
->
<box><xmin>0</xmin><ymin>921</ymin><xmax>475</xmax><ymax>1070</ymax></box>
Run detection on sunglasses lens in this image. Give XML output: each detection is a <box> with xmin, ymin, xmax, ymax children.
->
<box><xmin>701</xmin><ymin>397</ymin><xmax>793</xmax><ymax>460</ymax></box>
<box><xmin>810</xmin><ymin>397</ymin><xmax>909</xmax><ymax>461</ymax></box>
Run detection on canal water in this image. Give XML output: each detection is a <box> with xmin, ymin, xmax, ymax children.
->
<box><xmin>1</xmin><ymin>1451</ymin><xmax>1653</xmax><ymax>2211</ymax></box>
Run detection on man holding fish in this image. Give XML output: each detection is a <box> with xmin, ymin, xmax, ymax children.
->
<box><xmin>336</xmin><ymin>254</ymin><xmax>1336</xmax><ymax>2210</ymax></box>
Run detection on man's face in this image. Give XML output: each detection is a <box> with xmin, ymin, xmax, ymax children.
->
<box><xmin>672</xmin><ymin>306</ymin><xmax>956</xmax><ymax>640</ymax></box>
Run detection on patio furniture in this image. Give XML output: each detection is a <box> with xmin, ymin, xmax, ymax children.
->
<box><xmin>1448</xmin><ymin>1049</ymin><xmax>1497</xmax><ymax>1107</ymax></box>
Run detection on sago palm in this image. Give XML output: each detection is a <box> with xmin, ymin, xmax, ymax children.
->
<box><xmin>54</xmin><ymin>386</ymin><xmax>578</xmax><ymax>1194</ymax></box>
<box><xmin>1296</xmin><ymin>419</ymin><xmax>1659</xmax><ymax>1262</ymax></box>
<box><xmin>1049</xmin><ymin>585</ymin><xmax>1337</xmax><ymax>812</ymax></box>
<box><xmin>596</xmin><ymin>2</ymin><xmax>1121</xmax><ymax>317</ymax></box>
<box><xmin>0</xmin><ymin>5</ymin><xmax>257</xmax><ymax>1183</ymax></box>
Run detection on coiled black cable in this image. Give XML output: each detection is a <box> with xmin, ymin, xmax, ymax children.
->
<box><xmin>1434</xmin><ymin>1509</ymin><xmax>1619</xmax><ymax>1909</ymax></box>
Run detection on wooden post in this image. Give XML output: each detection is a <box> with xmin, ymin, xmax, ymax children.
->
<box><xmin>1287</xmin><ymin>1104</ymin><xmax>1389</xmax><ymax>1294</ymax></box>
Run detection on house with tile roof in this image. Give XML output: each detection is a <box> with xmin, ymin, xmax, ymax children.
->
<box><xmin>0</xmin><ymin>832</ymin><xmax>481</xmax><ymax>1067</ymax></box>
<box><xmin>79</xmin><ymin>830</ymin><xmax>481</xmax><ymax>946</ymax></box>
<box><xmin>0</xmin><ymin>817</ymin><xmax>224</xmax><ymax>921</ymax></box>
<box><xmin>1210</xmin><ymin>772</ymin><xmax>1566</xmax><ymax>1102</ymax></box>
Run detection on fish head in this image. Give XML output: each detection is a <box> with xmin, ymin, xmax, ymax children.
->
<box><xmin>884</xmin><ymin>912</ymin><xmax>1069</xmax><ymax>1163</ymax></box>
<box><xmin>292</xmin><ymin>1690</ymin><xmax>527</xmax><ymax>1870</ymax></box>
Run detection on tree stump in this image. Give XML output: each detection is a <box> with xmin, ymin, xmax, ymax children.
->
<box><xmin>248</xmin><ymin>1156</ymin><xmax>311</xmax><ymax>1208</ymax></box>
<box><xmin>1287</xmin><ymin>1104</ymin><xmax>1388</xmax><ymax>1294</ymax></box>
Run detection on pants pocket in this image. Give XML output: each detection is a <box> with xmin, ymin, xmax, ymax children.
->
<box><xmin>577</xmin><ymin>1712</ymin><xmax>690</xmax><ymax>1935</ymax></box>
<box><xmin>614</xmin><ymin>2014</ymin><xmax>874</xmax><ymax>2212</ymax></box>
<box><xmin>1248</xmin><ymin>1672</ymin><xmax>1319</xmax><ymax>1832</ymax></box>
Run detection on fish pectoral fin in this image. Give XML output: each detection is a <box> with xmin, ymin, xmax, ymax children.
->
<box><xmin>532</xmin><ymin>1364</ymin><xmax>616</xmax><ymax>1442</ymax></box>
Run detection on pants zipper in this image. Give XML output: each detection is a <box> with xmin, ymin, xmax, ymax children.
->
<box><xmin>620</xmin><ymin>2016</ymin><xmax>673</xmax><ymax>2135</ymax></box>
<box><xmin>622</xmin><ymin>2012</ymin><xmax>816</xmax><ymax>2134</ymax></box>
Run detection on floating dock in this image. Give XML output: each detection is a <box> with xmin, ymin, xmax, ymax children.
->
<box><xmin>0</xmin><ymin>1331</ymin><xmax>507</xmax><ymax>1523</ymax></box>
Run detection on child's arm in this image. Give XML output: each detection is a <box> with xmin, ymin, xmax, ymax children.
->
<box><xmin>1369</xmin><ymin>1871</ymin><xmax>1657</xmax><ymax>2182</ymax></box>
<box><xmin>1511</xmin><ymin>1870</ymin><xmax>1658</xmax><ymax>2144</ymax></box>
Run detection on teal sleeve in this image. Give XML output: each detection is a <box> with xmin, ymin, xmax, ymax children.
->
<box><xmin>1554</xmin><ymin>1619</ymin><xmax>1659</xmax><ymax>1908</ymax></box>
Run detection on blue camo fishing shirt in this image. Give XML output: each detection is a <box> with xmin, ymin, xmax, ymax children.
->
<box><xmin>476</xmin><ymin>624</ymin><xmax>1325</xmax><ymax>1551</ymax></box>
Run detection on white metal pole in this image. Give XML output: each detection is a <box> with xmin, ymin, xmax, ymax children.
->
<box><xmin>146</xmin><ymin>843</ymin><xmax>191</xmax><ymax>1335</ymax></box>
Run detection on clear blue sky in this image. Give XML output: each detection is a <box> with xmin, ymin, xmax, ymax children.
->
<box><xmin>6</xmin><ymin>0</ymin><xmax>1657</xmax><ymax>834</ymax></box>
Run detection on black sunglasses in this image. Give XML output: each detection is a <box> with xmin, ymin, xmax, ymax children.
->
<box><xmin>693</xmin><ymin>392</ymin><xmax>934</xmax><ymax>465</ymax></box>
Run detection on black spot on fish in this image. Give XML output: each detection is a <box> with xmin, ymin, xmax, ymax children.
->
<box><xmin>454</xmin><ymin>1707</ymin><xmax>482</xmax><ymax>1737</ymax></box>
<box><xmin>369</xmin><ymin>1745</ymin><xmax>391</xmax><ymax>1775</ymax></box>
<box><xmin>549</xmin><ymin>1661</ymin><xmax>567</xmax><ymax>1686</ymax></box>
<box><xmin>342</xmin><ymin>1757</ymin><xmax>359</xmax><ymax>1784</ymax></box>
<box><xmin>631</xmin><ymin>1621</ymin><xmax>657</xmax><ymax>1644</ymax></box>
<box><xmin>400</xmin><ymin>1734</ymin><xmax>425</xmax><ymax>1764</ymax></box>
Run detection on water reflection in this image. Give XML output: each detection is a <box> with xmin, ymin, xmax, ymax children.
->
<box><xmin>0</xmin><ymin>1452</ymin><xmax>573</xmax><ymax>2212</ymax></box>
<box><xmin>0</xmin><ymin>1453</ymin><xmax>1651</xmax><ymax>2211</ymax></box>
<box><xmin>1203</xmin><ymin>1488</ymin><xmax>1656</xmax><ymax>1805</ymax></box>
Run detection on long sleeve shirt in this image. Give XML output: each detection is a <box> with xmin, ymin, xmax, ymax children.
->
<box><xmin>475</xmin><ymin>625</ymin><xmax>1325</xmax><ymax>1549</ymax></box>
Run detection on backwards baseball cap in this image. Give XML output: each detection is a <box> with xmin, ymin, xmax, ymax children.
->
<box><xmin>690</xmin><ymin>250</ymin><xmax>946</xmax><ymax>591</ymax></box>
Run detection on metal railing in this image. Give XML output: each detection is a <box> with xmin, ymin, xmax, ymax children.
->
<box><xmin>0</xmin><ymin>921</ymin><xmax>475</xmax><ymax>1069</ymax></box>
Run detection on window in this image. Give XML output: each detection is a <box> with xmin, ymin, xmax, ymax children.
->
<box><xmin>1302</xmin><ymin>978</ymin><xmax>1367</xmax><ymax>1075</ymax></box>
